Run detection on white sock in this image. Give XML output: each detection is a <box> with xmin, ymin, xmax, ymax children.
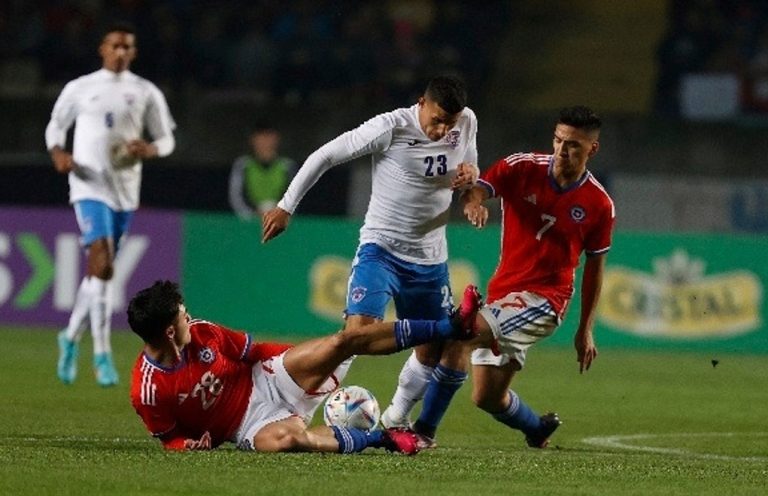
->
<box><xmin>89</xmin><ymin>277</ymin><xmax>113</xmax><ymax>355</ymax></box>
<box><xmin>64</xmin><ymin>277</ymin><xmax>92</xmax><ymax>342</ymax></box>
<box><xmin>386</xmin><ymin>351</ymin><xmax>435</xmax><ymax>420</ymax></box>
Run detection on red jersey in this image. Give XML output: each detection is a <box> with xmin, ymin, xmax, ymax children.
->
<box><xmin>480</xmin><ymin>152</ymin><xmax>615</xmax><ymax>315</ymax></box>
<box><xmin>130</xmin><ymin>319</ymin><xmax>292</xmax><ymax>450</ymax></box>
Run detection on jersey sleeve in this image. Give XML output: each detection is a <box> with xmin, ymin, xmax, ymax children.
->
<box><xmin>246</xmin><ymin>342</ymin><xmax>294</xmax><ymax>362</ymax></box>
<box><xmin>584</xmin><ymin>195</ymin><xmax>616</xmax><ymax>256</ymax></box>
<box><xmin>143</xmin><ymin>82</ymin><xmax>176</xmax><ymax>157</ymax></box>
<box><xmin>201</xmin><ymin>321</ymin><xmax>293</xmax><ymax>363</ymax></box>
<box><xmin>462</xmin><ymin>109</ymin><xmax>478</xmax><ymax>165</ymax></box>
<box><xmin>479</xmin><ymin>153</ymin><xmax>527</xmax><ymax>198</ymax></box>
<box><xmin>278</xmin><ymin>113</ymin><xmax>394</xmax><ymax>214</ymax></box>
<box><xmin>131</xmin><ymin>389</ymin><xmax>179</xmax><ymax>443</ymax></box>
<box><xmin>44</xmin><ymin>81</ymin><xmax>79</xmax><ymax>150</ymax></box>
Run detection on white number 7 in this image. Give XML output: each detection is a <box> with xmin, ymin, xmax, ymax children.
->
<box><xmin>536</xmin><ymin>214</ymin><xmax>556</xmax><ymax>240</ymax></box>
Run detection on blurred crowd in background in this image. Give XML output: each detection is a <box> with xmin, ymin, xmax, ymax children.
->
<box><xmin>655</xmin><ymin>0</ymin><xmax>768</xmax><ymax>115</ymax></box>
<box><xmin>0</xmin><ymin>0</ymin><xmax>509</xmax><ymax>108</ymax></box>
<box><xmin>2</xmin><ymin>0</ymin><xmax>768</xmax><ymax>227</ymax></box>
<box><xmin>2</xmin><ymin>0</ymin><xmax>768</xmax><ymax>113</ymax></box>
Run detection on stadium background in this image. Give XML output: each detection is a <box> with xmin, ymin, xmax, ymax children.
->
<box><xmin>1</xmin><ymin>0</ymin><xmax>767</xmax><ymax>353</ymax></box>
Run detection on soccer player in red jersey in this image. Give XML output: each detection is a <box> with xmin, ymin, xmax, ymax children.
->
<box><xmin>128</xmin><ymin>280</ymin><xmax>480</xmax><ymax>454</ymax></box>
<box><xmin>412</xmin><ymin>106</ymin><xmax>615</xmax><ymax>449</ymax></box>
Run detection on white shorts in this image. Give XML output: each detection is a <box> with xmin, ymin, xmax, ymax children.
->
<box><xmin>471</xmin><ymin>291</ymin><xmax>559</xmax><ymax>369</ymax></box>
<box><xmin>233</xmin><ymin>352</ymin><xmax>353</xmax><ymax>450</ymax></box>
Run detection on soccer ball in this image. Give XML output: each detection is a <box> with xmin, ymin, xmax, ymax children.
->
<box><xmin>323</xmin><ymin>385</ymin><xmax>380</xmax><ymax>430</ymax></box>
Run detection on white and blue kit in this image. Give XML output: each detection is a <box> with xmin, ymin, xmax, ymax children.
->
<box><xmin>278</xmin><ymin>103</ymin><xmax>478</xmax><ymax>319</ymax></box>
<box><xmin>45</xmin><ymin>68</ymin><xmax>176</xmax><ymax>247</ymax></box>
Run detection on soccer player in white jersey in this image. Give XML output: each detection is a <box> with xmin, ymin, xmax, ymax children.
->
<box><xmin>45</xmin><ymin>22</ymin><xmax>176</xmax><ymax>386</ymax></box>
<box><xmin>262</xmin><ymin>76</ymin><xmax>479</xmax><ymax>431</ymax></box>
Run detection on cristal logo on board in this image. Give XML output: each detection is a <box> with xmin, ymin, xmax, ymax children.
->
<box><xmin>599</xmin><ymin>249</ymin><xmax>762</xmax><ymax>338</ymax></box>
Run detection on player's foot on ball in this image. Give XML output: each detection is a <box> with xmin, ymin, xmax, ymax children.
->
<box><xmin>525</xmin><ymin>412</ymin><xmax>562</xmax><ymax>448</ymax></box>
<box><xmin>450</xmin><ymin>284</ymin><xmax>482</xmax><ymax>340</ymax></box>
<box><xmin>382</xmin><ymin>428</ymin><xmax>427</xmax><ymax>455</ymax></box>
<box><xmin>380</xmin><ymin>406</ymin><xmax>411</xmax><ymax>429</ymax></box>
<box><xmin>94</xmin><ymin>352</ymin><xmax>119</xmax><ymax>387</ymax></box>
<box><xmin>57</xmin><ymin>331</ymin><xmax>79</xmax><ymax>384</ymax></box>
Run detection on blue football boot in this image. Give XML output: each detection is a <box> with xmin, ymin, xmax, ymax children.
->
<box><xmin>94</xmin><ymin>352</ymin><xmax>119</xmax><ymax>387</ymax></box>
<box><xmin>57</xmin><ymin>331</ymin><xmax>79</xmax><ymax>384</ymax></box>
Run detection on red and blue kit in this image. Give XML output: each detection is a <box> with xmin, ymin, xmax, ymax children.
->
<box><xmin>130</xmin><ymin>319</ymin><xmax>291</xmax><ymax>450</ymax></box>
<box><xmin>478</xmin><ymin>152</ymin><xmax>615</xmax><ymax>315</ymax></box>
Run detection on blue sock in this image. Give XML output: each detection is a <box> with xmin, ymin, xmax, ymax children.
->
<box><xmin>492</xmin><ymin>390</ymin><xmax>541</xmax><ymax>436</ymax></box>
<box><xmin>331</xmin><ymin>426</ymin><xmax>386</xmax><ymax>453</ymax></box>
<box><xmin>393</xmin><ymin>319</ymin><xmax>453</xmax><ymax>351</ymax></box>
<box><xmin>413</xmin><ymin>364</ymin><xmax>467</xmax><ymax>438</ymax></box>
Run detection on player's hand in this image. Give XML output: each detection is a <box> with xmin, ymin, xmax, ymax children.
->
<box><xmin>126</xmin><ymin>139</ymin><xmax>158</xmax><ymax>159</ymax></box>
<box><xmin>574</xmin><ymin>328</ymin><xmax>598</xmax><ymax>373</ymax></box>
<box><xmin>51</xmin><ymin>148</ymin><xmax>76</xmax><ymax>174</ymax></box>
<box><xmin>262</xmin><ymin>207</ymin><xmax>291</xmax><ymax>243</ymax></box>
<box><xmin>184</xmin><ymin>431</ymin><xmax>212</xmax><ymax>451</ymax></box>
<box><xmin>464</xmin><ymin>202</ymin><xmax>488</xmax><ymax>228</ymax></box>
<box><xmin>451</xmin><ymin>162</ymin><xmax>479</xmax><ymax>190</ymax></box>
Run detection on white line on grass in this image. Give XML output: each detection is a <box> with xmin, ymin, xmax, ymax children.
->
<box><xmin>582</xmin><ymin>432</ymin><xmax>768</xmax><ymax>462</ymax></box>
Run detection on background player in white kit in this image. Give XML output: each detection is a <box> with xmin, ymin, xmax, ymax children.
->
<box><xmin>262</xmin><ymin>76</ymin><xmax>478</xmax><ymax>430</ymax></box>
<box><xmin>45</xmin><ymin>22</ymin><xmax>176</xmax><ymax>386</ymax></box>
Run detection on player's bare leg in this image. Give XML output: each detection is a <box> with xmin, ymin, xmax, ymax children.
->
<box><xmin>472</xmin><ymin>346</ymin><xmax>561</xmax><ymax>448</ymax></box>
<box><xmin>251</xmin><ymin>415</ymin><xmax>424</xmax><ymax>455</ymax></box>
<box><xmin>87</xmin><ymin>238</ymin><xmax>119</xmax><ymax>386</ymax></box>
<box><xmin>58</xmin><ymin>237</ymin><xmax>115</xmax><ymax>385</ymax></box>
<box><xmin>252</xmin><ymin>417</ymin><xmax>339</xmax><ymax>452</ymax></box>
<box><xmin>282</xmin><ymin>317</ymin><xmax>467</xmax><ymax>394</ymax></box>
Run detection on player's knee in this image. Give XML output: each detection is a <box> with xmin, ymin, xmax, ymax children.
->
<box><xmin>87</xmin><ymin>254</ymin><xmax>114</xmax><ymax>279</ymax></box>
<box><xmin>94</xmin><ymin>264</ymin><xmax>114</xmax><ymax>280</ymax></box>
<box><xmin>253</xmin><ymin>428</ymin><xmax>302</xmax><ymax>452</ymax></box>
<box><xmin>414</xmin><ymin>343</ymin><xmax>443</xmax><ymax>367</ymax></box>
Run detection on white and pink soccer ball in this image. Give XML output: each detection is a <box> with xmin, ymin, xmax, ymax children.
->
<box><xmin>323</xmin><ymin>385</ymin><xmax>380</xmax><ymax>431</ymax></box>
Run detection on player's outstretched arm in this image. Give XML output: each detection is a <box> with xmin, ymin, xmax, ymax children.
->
<box><xmin>261</xmin><ymin>207</ymin><xmax>291</xmax><ymax>243</ymax></box>
<box><xmin>574</xmin><ymin>254</ymin><xmax>606</xmax><ymax>373</ymax></box>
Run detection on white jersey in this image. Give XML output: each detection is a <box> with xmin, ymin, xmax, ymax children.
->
<box><xmin>278</xmin><ymin>104</ymin><xmax>478</xmax><ymax>264</ymax></box>
<box><xmin>45</xmin><ymin>68</ymin><xmax>176</xmax><ymax>211</ymax></box>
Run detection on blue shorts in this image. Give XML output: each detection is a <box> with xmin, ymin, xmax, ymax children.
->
<box><xmin>346</xmin><ymin>243</ymin><xmax>453</xmax><ymax>320</ymax></box>
<box><xmin>73</xmin><ymin>200</ymin><xmax>134</xmax><ymax>251</ymax></box>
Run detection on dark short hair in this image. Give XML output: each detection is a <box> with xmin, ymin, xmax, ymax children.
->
<box><xmin>558</xmin><ymin>106</ymin><xmax>602</xmax><ymax>132</ymax></box>
<box><xmin>103</xmin><ymin>21</ymin><xmax>136</xmax><ymax>40</ymax></box>
<box><xmin>251</xmin><ymin>122</ymin><xmax>278</xmax><ymax>135</ymax></box>
<box><xmin>425</xmin><ymin>76</ymin><xmax>467</xmax><ymax>115</ymax></box>
<box><xmin>127</xmin><ymin>280</ymin><xmax>183</xmax><ymax>344</ymax></box>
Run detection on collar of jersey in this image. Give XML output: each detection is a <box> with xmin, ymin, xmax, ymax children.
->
<box><xmin>143</xmin><ymin>347</ymin><xmax>188</xmax><ymax>372</ymax></box>
<box><xmin>547</xmin><ymin>156</ymin><xmax>590</xmax><ymax>193</ymax></box>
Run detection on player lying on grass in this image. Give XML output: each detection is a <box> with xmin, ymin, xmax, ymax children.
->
<box><xmin>128</xmin><ymin>280</ymin><xmax>481</xmax><ymax>454</ymax></box>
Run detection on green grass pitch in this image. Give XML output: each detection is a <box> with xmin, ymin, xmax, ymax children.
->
<box><xmin>0</xmin><ymin>327</ymin><xmax>766</xmax><ymax>495</ymax></box>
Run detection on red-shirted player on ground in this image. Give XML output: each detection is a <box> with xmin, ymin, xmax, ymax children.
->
<box><xmin>128</xmin><ymin>280</ymin><xmax>480</xmax><ymax>454</ymax></box>
<box><xmin>411</xmin><ymin>106</ymin><xmax>615</xmax><ymax>449</ymax></box>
